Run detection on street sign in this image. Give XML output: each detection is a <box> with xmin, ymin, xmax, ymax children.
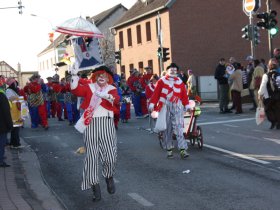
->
<box><xmin>243</xmin><ymin>0</ymin><xmax>260</xmax><ymax>16</ymax></box>
<box><xmin>244</xmin><ymin>0</ymin><xmax>256</xmax><ymax>13</ymax></box>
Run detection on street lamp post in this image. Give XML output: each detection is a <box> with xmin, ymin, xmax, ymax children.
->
<box><xmin>30</xmin><ymin>14</ymin><xmax>58</xmax><ymax>72</ymax></box>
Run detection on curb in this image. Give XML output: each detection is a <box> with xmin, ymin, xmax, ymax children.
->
<box><xmin>18</xmin><ymin>138</ymin><xmax>67</xmax><ymax>210</ymax></box>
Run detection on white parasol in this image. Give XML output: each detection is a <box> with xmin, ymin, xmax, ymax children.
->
<box><xmin>55</xmin><ymin>16</ymin><xmax>104</xmax><ymax>38</ymax></box>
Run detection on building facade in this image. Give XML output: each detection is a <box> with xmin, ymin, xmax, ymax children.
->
<box><xmin>112</xmin><ymin>0</ymin><xmax>280</xmax><ymax>78</ymax></box>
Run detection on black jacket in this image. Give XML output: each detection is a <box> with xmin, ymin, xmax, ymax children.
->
<box><xmin>0</xmin><ymin>92</ymin><xmax>13</xmax><ymax>134</ymax></box>
<box><xmin>215</xmin><ymin>64</ymin><xmax>228</xmax><ymax>85</ymax></box>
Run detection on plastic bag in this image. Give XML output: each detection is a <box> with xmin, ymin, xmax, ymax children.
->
<box><xmin>256</xmin><ymin>103</ymin><xmax>265</xmax><ymax>125</ymax></box>
<box><xmin>241</xmin><ymin>88</ymin><xmax>249</xmax><ymax>97</ymax></box>
<box><xmin>154</xmin><ymin>105</ymin><xmax>167</xmax><ymax>132</ymax></box>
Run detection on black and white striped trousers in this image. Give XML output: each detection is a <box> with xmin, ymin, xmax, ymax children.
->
<box><xmin>81</xmin><ymin>116</ymin><xmax>117</xmax><ymax>190</ymax></box>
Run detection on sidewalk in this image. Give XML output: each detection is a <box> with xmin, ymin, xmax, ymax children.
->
<box><xmin>0</xmin><ymin>137</ymin><xmax>66</xmax><ymax>210</ymax></box>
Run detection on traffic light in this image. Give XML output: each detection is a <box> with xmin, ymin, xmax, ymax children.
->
<box><xmin>241</xmin><ymin>24</ymin><xmax>252</xmax><ymax>41</ymax></box>
<box><xmin>270</xmin><ymin>26</ymin><xmax>279</xmax><ymax>38</ymax></box>
<box><xmin>18</xmin><ymin>0</ymin><xmax>23</xmax><ymax>14</ymax></box>
<box><xmin>157</xmin><ymin>47</ymin><xmax>162</xmax><ymax>58</ymax></box>
<box><xmin>253</xmin><ymin>25</ymin><xmax>260</xmax><ymax>46</ymax></box>
<box><xmin>115</xmin><ymin>51</ymin><xmax>121</xmax><ymax>64</ymax></box>
<box><xmin>162</xmin><ymin>47</ymin><xmax>170</xmax><ymax>62</ymax></box>
<box><xmin>268</xmin><ymin>10</ymin><xmax>279</xmax><ymax>38</ymax></box>
<box><xmin>256</xmin><ymin>12</ymin><xmax>269</xmax><ymax>29</ymax></box>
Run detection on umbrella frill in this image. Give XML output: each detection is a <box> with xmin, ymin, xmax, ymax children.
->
<box><xmin>55</xmin><ymin>17</ymin><xmax>104</xmax><ymax>38</ymax></box>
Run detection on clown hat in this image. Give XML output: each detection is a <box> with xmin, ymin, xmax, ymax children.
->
<box><xmin>167</xmin><ymin>63</ymin><xmax>179</xmax><ymax>70</ymax></box>
<box><xmin>91</xmin><ymin>65</ymin><xmax>114</xmax><ymax>84</ymax></box>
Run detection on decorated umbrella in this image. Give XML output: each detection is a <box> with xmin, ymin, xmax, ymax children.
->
<box><xmin>55</xmin><ymin>16</ymin><xmax>104</xmax><ymax>38</ymax></box>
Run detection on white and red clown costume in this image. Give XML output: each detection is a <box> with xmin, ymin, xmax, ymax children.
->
<box><xmin>149</xmin><ymin>63</ymin><xmax>190</xmax><ymax>152</ymax></box>
<box><xmin>70</xmin><ymin>65</ymin><xmax>120</xmax><ymax>191</ymax></box>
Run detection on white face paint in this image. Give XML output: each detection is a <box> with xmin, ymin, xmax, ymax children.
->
<box><xmin>167</xmin><ymin>67</ymin><xmax>178</xmax><ymax>77</ymax></box>
<box><xmin>97</xmin><ymin>73</ymin><xmax>109</xmax><ymax>87</ymax></box>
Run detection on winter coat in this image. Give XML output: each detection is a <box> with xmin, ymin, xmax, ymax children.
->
<box><xmin>215</xmin><ymin>64</ymin><xmax>228</xmax><ymax>85</ymax></box>
<box><xmin>0</xmin><ymin>91</ymin><xmax>13</xmax><ymax>134</ymax></box>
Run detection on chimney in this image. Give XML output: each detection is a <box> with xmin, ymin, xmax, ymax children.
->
<box><xmin>17</xmin><ymin>62</ymin><xmax>22</xmax><ymax>87</ymax></box>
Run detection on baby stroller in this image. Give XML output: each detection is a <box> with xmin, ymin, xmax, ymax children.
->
<box><xmin>183</xmin><ymin>100</ymin><xmax>203</xmax><ymax>149</ymax></box>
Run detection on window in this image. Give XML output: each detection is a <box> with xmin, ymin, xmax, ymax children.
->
<box><xmin>119</xmin><ymin>31</ymin><xmax>124</xmax><ymax>49</ymax></box>
<box><xmin>129</xmin><ymin>64</ymin><xmax>134</xmax><ymax>71</ymax></box>
<box><xmin>138</xmin><ymin>61</ymin><xmax>143</xmax><ymax>73</ymax></box>
<box><xmin>136</xmin><ymin>25</ymin><xmax>142</xmax><ymax>44</ymax></box>
<box><xmin>146</xmin><ymin>21</ymin><xmax>151</xmax><ymax>41</ymax></box>
<box><xmin>127</xmin><ymin>28</ymin><xmax>132</xmax><ymax>47</ymax></box>
<box><xmin>148</xmin><ymin>60</ymin><xmax>153</xmax><ymax>73</ymax></box>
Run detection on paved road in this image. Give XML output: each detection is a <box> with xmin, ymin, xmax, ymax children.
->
<box><xmin>20</xmin><ymin>104</ymin><xmax>280</xmax><ymax>210</ymax></box>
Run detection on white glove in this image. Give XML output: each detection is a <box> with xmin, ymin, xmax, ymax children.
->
<box><xmin>95</xmin><ymin>91</ymin><xmax>110</xmax><ymax>99</ymax></box>
<box><xmin>70</xmin><ymin>75</ymin><xmax>79</xmax><ymax>90</ymax></box>
<box><xmin>184</xmin><ymin>105</ymin><xmax>191</xmax><ymax>112</ymax></box>
<box><xmin>149</xmin><ymin>103</ymin><xmax>155</xmax><ymax>112</ymax></box>
<box><xmin>69</xmin><ymin>64</ymin><xmax>79</xmax><ymax>76</ymax></box>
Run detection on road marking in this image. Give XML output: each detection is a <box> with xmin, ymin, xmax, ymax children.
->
<box><xmin>128</xmin><ymin>193</ymin><xmax>154</xmax><ymax>207</ymax></box>
<box><xmin>54</xmin><ymin>136</ymin><xmax>60</xmax><ymax>140</ymax></box>
<box><xmin>24</xmin><ymin>135</ymin><xmax>46</xmax><ymax>139</ymax></box>
<box><xmin>263</xmin><ymin>138</ymin><xmax>280</xmax><ymax>144</ymax></box>
<box><xmin>197</xmin><ymin>118</ymin><xmax>254</xmax><ymax>126</ymax></box>
<box><xmin>223</xmin><ymin>124</ymin><xmax>239</xmax><ymax>128</ymax></box>
<box><xmin>204</xmin><ymin>144</ymin><xmax>271</xmax><ymax>165</ymax></box>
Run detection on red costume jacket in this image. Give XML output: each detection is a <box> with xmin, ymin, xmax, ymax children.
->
<box><xmin>149</xmin><ymin>75</ymin><xmax>189</xmax><ymax>111</ymax></box>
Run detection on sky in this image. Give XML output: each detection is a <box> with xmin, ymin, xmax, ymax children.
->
<box><xmin>0</xmin><ymin>0</ymin><xmax>136</xmax><ymax>72</ymax></box>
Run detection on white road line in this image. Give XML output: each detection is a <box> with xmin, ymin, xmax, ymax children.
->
<box><xmin>204</xmin><ymin>144</ymin><xmax>271</xmax><ymax>165</ymax></box>
<box><xmin>263</xmin><ymin>138</ymin><xmax>280</xmax><ymax>144</ymax></box>
<box><xmin>128</xmin><ymin>193</ymin><xmax>154</xmax><ymax>207</ymax></box>
<box><xmin>223</xmin><ymin>124</ymin><xmax>239</xmax><ymax>128</ymax></box>
<box><xmin>198</xmin><ymin>118</ymin><xmax>254</xmax><ymax>126</ymax></box>
<box><xmin>54</xmin><ymin>136</ymin><xmax>60</xmax><ymax>140</ymax></box>
<box><xmin>24</xmin><ymin>135</ymin><xmax>46</xmax><ymax>139</ymax></box>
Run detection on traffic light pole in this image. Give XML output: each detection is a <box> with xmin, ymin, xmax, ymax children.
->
<box><xmin>249</xmin><ymin>14</ymin><xmax>255</xmax><ymax>58</ymax></box>
<box><xmin>157</xmin><ymin>12</ymin><xmax>164</xmax><ymax>75</ymax></box>
<box><xmin>267</xmin><ymin>0</ymin><xmax>273</xmax><ymax>58</ymax></box>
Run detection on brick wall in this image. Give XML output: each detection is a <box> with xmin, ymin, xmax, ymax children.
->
<box><xmin>115</xmin><ymin>0</ymin><xmax>280</xmax><ymax>77</ymax></box>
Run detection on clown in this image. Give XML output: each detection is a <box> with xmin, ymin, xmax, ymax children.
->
<box><xmin>149</xmin><ymin>63</ymin><xmax>190</xmax><ymax>159</ymax></box>
<box><xmin>70</xmin><ymin>65</ymin><xmax>120</xmax><ymax>202</ymax></box>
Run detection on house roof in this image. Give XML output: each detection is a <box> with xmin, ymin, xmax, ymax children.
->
<box><xmin>38</xmin><ymin>4</ymin><xmax>127</xmax><ymax>57</ymax></box>
<box><xmin>37</xmin><ymin>34</ymin><xmax>67</xmax><ymax>56</ymax></box>
<box><xmin>0</xmin><ymin>61</ymin><xmax>17</xmax><ymax>73</ymax></box>
<box><xmin>89</xmin><ymin>3</ymin><xmax>127</xmax><ymax>26</ymax></box>
<box><xmin>113</xmin><ymin>0</ymin><xmax>172</xmax><ymax>29</ymax></box>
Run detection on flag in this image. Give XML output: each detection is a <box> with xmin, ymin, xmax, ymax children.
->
<box><xmin>72</xmin><ymin>37</ymin><xmax>103</xmax><ymax>71</ymax></box>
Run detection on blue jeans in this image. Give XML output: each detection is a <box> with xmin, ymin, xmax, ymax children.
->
<box><xmin>0</xmin><ymin>133</ymin><xmax>8</xmax><ymax>164</ymax></box>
